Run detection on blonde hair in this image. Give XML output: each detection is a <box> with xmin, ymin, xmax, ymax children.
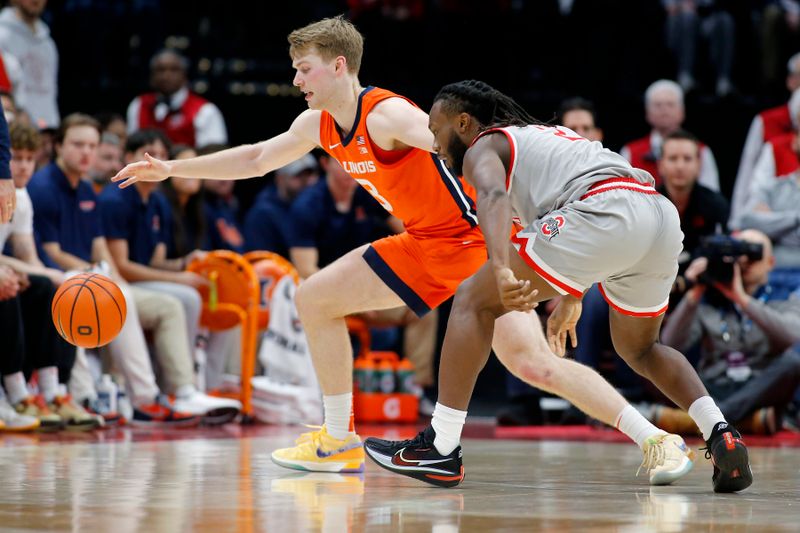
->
<box><xmin>288</xmin><ymin>15</ymin><xmax>364</xmax><ymax>74</ymax></box>
<box><xmin>9</xmin><ymin>122</ymin><xmax>41</xmax><ymax>151</ymax></box>
<box><xmin>57</xmin><ymin>113</ymin><xmax>101</xmax><ymax>144</ymax></box>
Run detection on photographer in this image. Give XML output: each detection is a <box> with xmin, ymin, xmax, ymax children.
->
<box><xmin>660</xmin><ymin>230</ymin><xmax>800</xmax><ymax>433</ymax></box>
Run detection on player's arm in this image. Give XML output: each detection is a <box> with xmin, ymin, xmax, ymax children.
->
<box><xmin>366</xmin><ymin>98</ymin><xmax>435</xmax><ymax>152</ymax></box>
<box><xmin>463</xmin><ymin>136</ymin><xmax>512</xmax><ymax>272</ymax></box>
<box><xmin>112</xmin><ymin>110</ymin><xmax>322</xmax><ymax>188</ymax></box>
<box><xmin>463</xmin><ymin>135</ymin><xmax>535</xmax><ymax>312</ymax></box>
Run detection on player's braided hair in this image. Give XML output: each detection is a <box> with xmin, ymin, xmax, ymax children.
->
<box><xmin>433</xmin><ymin>80</ymin><xmax>543</xmax><ymax>129</ymax></box>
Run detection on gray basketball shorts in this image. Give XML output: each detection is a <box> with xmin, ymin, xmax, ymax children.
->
<box><xmin>511</xmin><ymin>183</ymin><xmax>683</xmax><ymax>317</ymax></box>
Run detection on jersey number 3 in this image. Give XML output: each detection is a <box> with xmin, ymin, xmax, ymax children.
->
<box><xmin>355</xmin><ymin>178</ymin><xmax>393</xmax><ymax>212</ymax></box>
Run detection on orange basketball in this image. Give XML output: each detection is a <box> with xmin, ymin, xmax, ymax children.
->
<box><xmin>51</xmin><ymin>273</ymin><xmax>127</xmax><ymax>348</ymax></box>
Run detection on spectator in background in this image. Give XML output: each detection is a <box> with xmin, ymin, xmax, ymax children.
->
<box><xmin>243</xmin><ymin>154</ymin><xmax>319</xmax><ymax>257</ymax></box>
<box><xmin>27</xmin><ymin>114</ymin><xmax>202</xmax><ymax>427</ymax></box>
<box><xmin>0</xmin><ymin>265</ymin><xmax>44</xmax><ymax>431</ymax></box>
<box><xmin>98</xmin><ymin>128</ymin><xmax>241</xmax><ymax>422</ymax></box>
<box><xmin>33</xmin><ymin>127</ymin><xmax>55</xmax><ymax>170</ymax></box>
<box><xmin>198</xmin><ymin>144</ymin><xmax>244</xmax><ymax>252</ymax></box>
<box><xmin>95</xmin><ymin>111</ymin><xmax>127</xmax><ymax>149</ymax></box>
<box><xmin>663</xmin><ymin>0</ymin><xmax>735</xmax><ymax>97</ymax></box>
<box><xmin>1</xmin><ymin>122</ymin><xmax>63</xmax><ymax>285</ymax></box>
<box><xmin>0</xmin><ymin>0</ymin><xmax>59</xmax><ymax>129</ymax></box>
<box><xmin>0</xmin><ymin>48</ymin><xmax>22</xmax><ymax>97</ymax></box>
<box><xmin>88</xmin><ymin>132</ymin><xmax>123</xmax><ymax>194</ymax></box>
<box><xmin>1</xmin><ymin>91</ymin><xmax>29</xmax><ymax>127</ymax></box>
<box><xmin>141</xmin><ymin>143</ymin><xmax>241</xmax><ymax>399</ymax></box>
<box><xmin>621</xmin><ymin>79</ymin><xmax>720</xmax><ymax>191</ymax></box>
<box><xmin>0</xmin><ymin>121</ymin><xmax>82</xmax><ymax>431</ymax></box>
<box><xmin>657</xmin><ymin>130</ymin><xmax>729</xmax><ymax>277</ymax></box>
<box><xmin>558</xmin><ymin>97</ymin><xmax>603</xmax><ymax>142</ymax></box>
<box><xmin>733</xmin><ymin>72</ymin><xmax>800</xmax><ymax>223</ymax></box>
<box><xmin>762</xmin><ymin>2</ymin><xmax>800</xmax><ymax>96</ymax></box>
<box><xmin>126</xmin><ymin>49</ymin><xmax>227</xmax><ymax>147</ymax></box>
<box><xmin>105</xmin><ymin>130</ymin><xmax>204</xmax><ymax>342</ymax></box>
<box><xmin>161</xmin><ymin>145</ymin><xmax>207</xmax><ymax>258</ymax></box>
<box><xmin>659</xmin><ymin>230</ymin><xmax>800</xmax><ymax>434</ymax></box>
<box><xmin>736</xmin><ymin>126</ymin><xmax>800</xmax><ymax>270</ymax></box>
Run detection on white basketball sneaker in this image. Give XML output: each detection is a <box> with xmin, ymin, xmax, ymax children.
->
<box><xmin>639</xmin><ymin>433</ymin><xmax>696</xmax><ymax>485</ymax></box>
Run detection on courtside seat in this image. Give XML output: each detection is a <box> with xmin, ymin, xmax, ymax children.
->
<box><xmin>243</xmin><ymin>250</ymin><xmax>300</xmax><ymax>330</ymax></box>
<box><xmin>188</xmin><ymin>250</ymin><xmax>260</xmax><ymax>418</ymax></box>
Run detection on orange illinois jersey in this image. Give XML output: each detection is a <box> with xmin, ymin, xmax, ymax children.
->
<box><xmin>319</xmin><ymin>86</ymin><xmax>478</xmax><ymax>238</ymax></box>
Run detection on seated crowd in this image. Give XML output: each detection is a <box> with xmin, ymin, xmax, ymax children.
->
<box><xmin>2</xmin><ymin>39</ymin><xmax>800</xmax><ymax>437</ymax></box>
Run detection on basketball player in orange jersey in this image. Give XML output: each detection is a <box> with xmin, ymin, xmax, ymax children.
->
<box><xmin>113</xmin><ymin>16</ymin><xmax>694</xmax><ymax>484</ymax></box>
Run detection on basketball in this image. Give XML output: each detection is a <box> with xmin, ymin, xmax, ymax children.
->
<box><xmin>51</xmin><ymin>273</ymin><xmax>127</xmax><ymax>348</ymax></box>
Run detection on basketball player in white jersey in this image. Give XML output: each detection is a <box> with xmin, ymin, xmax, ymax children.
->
<box><xmin>364</xmin><ymin>80</ymin><xmax>752</xmax><ymax>493</ymax></box>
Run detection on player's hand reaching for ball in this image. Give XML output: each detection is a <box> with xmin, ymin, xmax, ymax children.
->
<box><xmin>495</xmin><ymin>267</ymin><xmax>538</xmax><ymax>313</ymax></box>
<box><xmin>112</xmin><ymin>153</ymin><xmax>172</xmax><ymax>188</ymax></box>
<box><xmin>547</xmin><ymin>295</ymin><xmax>582</xmax><ymax>357</ymax></box>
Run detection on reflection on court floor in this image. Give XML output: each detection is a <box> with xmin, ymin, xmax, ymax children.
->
<box><xmin>0</xmin><ymin>426</ymin><xmax>797</xmax><ymax>532</ymax></box>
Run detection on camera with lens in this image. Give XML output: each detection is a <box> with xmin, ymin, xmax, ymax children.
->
<box><xmin>698</xmin><ymin>235</ymin><xmax>763</xmax><ymax>285</ymax></box>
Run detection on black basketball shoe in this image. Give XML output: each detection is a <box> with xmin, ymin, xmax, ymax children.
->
<box><xmin>364</xmin><ymin>426</ymin><xmax>464</xmax><ymax>488</ymax></box>
<box><xmin>703</xmin><ymin>421</ymin><xmax>753</xmax><ymax>493</ymax></box>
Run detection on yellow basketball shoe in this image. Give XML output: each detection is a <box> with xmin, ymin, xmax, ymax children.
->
<box><xmin>271</xmin><ymin>427</ymin><xmax>365</xmax><ymax>473</ymax></box>
<box><xmin>639</xmin><ymin>433</ymin><xmax>696</xmax><ymax>486</ymax></box>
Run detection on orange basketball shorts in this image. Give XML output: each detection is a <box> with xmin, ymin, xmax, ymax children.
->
<box><xmin>362</xmin><ymin>227</ymin><xmax>487</xmax><ymax>316</ymax></box>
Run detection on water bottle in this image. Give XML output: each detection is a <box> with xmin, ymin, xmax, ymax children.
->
<box><xmin>376</xmin><ymin>359</ymin><xmax>396</xmax><ymax>394</ymax></box>
<box><xmin>96</xmin><ymin>374</ymin><xmax>118</xmax><ymax>414</ymax></box>
<box><xmin>117</xmin><ymin>390</ymin><xmax>133</xmax><ymax>421</ymax></box>
<box><xmin>354</xmin><ymin>358</ymin><xmax>376</xmax><ymax>393</ymax></box>
<box><xmin>395</xmin><ymin>359</ymin><xmax>415</xmax><ymax>394</ymax></box>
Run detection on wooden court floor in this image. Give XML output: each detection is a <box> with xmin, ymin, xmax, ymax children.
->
<box><xmin>0</xmin><ymin>426</ymin><xmax>797</xmax><ymax>532</ymax></box>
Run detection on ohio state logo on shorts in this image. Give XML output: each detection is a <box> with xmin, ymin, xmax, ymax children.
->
<box><xmin>541</xmin><ymin>215</ymin><xmax>565</xmax><ymax>240</ymax></box>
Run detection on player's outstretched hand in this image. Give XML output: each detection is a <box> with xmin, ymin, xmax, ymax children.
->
<box><xmin>496</xmin><ymin>267</ymin><xmax>538</xmax><ymax>313</ymax></box>
<box><xmin>111</xmin><ymin>153</ymin><xmax>171</xmax><ymax>189</ymax></box>
<box><xmin>546</xmin><ymin>295</ymin><xmax>582</xmax><ymax>357</ymax></box>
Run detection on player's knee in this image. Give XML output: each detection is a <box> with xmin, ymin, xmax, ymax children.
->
<box><xmin>294</xmin><ymin>282</ymin><xmax>317</xmax><ymax>319</ymax></box>
<box><xmin>452</xmin><ymin>277</ymin><xmax>491</xmax><ymax>313</ymax></box>
<box><xmin>501</xmin><ymin>348</ymin><xmax>556</xmax><ymax>389</ymax></box>
<box><xmin>514</xmin><ymin>360</ymin><xmax>556</xmax><ymax>390</ymax></box>
<box><xmin>615</xmin><ymin>341</ymin><xmax>656</xmax><ymax>368</ymax></box>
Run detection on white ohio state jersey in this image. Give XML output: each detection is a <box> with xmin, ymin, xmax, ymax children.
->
<box><xmin>476</xmin><ymin>125</ymin><xmax>655</xmax><ymax>225</ymax></box>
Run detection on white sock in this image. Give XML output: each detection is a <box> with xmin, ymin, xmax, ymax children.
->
<box><xmin>38</xmin><ymin>366</ymin><xmax>60</xmax><ymax>402</ymax></box>
<box><xmin>615</xmin><ymin>405</ymin><xmax>665</xmax><ymax>449</ymax></box>
<box><xmin>431</xmin><ymin>402</ymin><xmax>467</xmax><ymax>455</ymax></box>
<box><xmin>175</xmin><ymin>384</ymin><xmax>196</xmax><ymax>398</ymax></box>
<box><xmin>688</xmin><ymin>396</ymin><xmax>726</xmax><ymax>440</ymax></box>
<box><xmin>3</xmin><ymin>372</ymin><xmax>29</xmax><ymax>405</ymax></box>
<box><xmin>323</xmin><ymin>393</ymin><xmax>352</xmax><ymax>440</ymax></box>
